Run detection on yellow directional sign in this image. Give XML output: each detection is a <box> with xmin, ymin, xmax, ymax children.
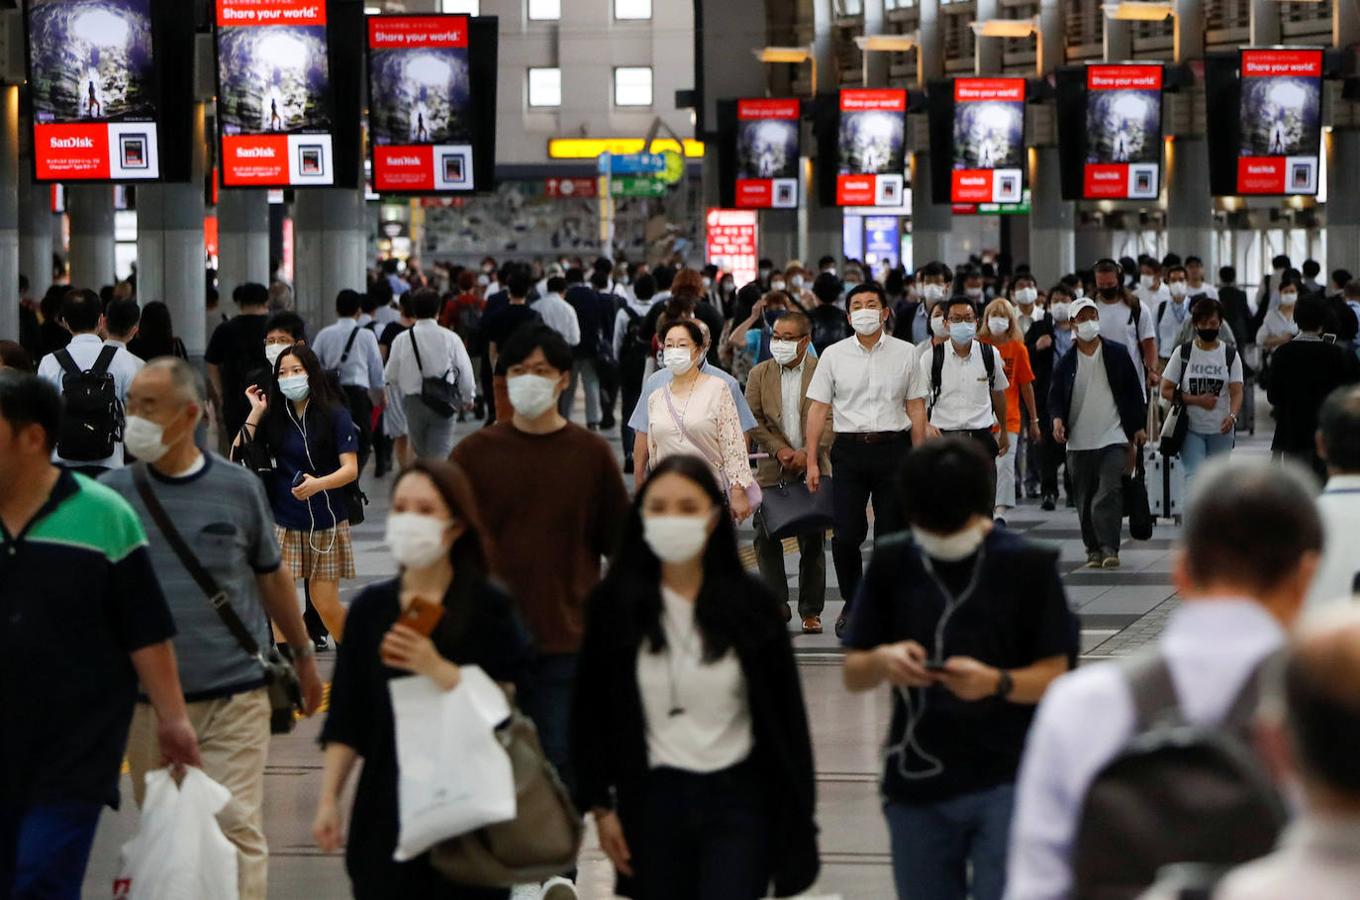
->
<box><xmin>659</xmin><ymin>149</ymin><xmax>684</xmax><ymax>185</ymax></box>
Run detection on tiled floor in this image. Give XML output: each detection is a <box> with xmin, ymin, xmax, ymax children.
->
<box><xmin>79</xmin><ymin>402</ymin><xmax>1274</xmax><ymax>899</ymax></box>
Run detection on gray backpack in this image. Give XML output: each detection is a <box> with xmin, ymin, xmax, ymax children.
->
<box><xmin>1070</xmin><ymin>651</ymin><xmax>1286</xmax><ymax>900</ymax></box>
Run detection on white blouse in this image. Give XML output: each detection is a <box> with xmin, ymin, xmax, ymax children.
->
<box><xmin>635</xmin><ymin>587</ymin><xmax>753</xmax><ymax>772</ymax></box>
<box><xmin>646</xmin><ymin>372</ymin><xmax>753</xmax><ymax>491</ymax></box>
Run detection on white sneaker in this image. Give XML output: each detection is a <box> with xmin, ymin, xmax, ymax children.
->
<box><xmin>540</xmin><ymin>876</ymin><xmax>579</xmax><ymax>900</ymax></box>
<box><xmin>509</xmin><ymin>885</ymin><xmax>541</xmax><ymax>900</ymax></box>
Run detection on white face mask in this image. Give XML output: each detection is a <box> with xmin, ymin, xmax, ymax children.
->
<box><xmin>965</xmin><ymin>286</ymin><xmax>983</xmax><ymax>300</ymax></box>
<box><xmin>769</xmin><ymin>339</ymin><xmax>800</xmax><ymax>366</ymax></box>
<box><xmin>1279</xmin><ymin>292</ymin><xmax>1298</xmax><ymax>307</ymax></box>
<box><xmin>849</xmin><ymin>308</ymin><xmax>883</xmax><ymax>336</ymax></box>
<box><xmin>1076</xmin><ymin>320</ymin><xmax>1102</xmax><ymax>342</ymax></box>
<box><xmin>911</xmin><ymin>522</ymin><xmax>986</xmax><ymax>562</ymax></box>
<box><xmin>385</xmin><ymin>512</ymin><xmax>450</xmax><ymax>569</ymax></box>
<box><xmin>790</xmin><ymin>274</ymin><xmax>804</xmax><ymax>289</ymax></box>
<box><xmin>663</xmin><ymin>347</ymin><xmax>695</xmax><ymax>375</ymax></box>
<box><xmin>1168</xmin><ymin>281</ymin><xmax>1188</xmax><ymax>298</ymax></box>
<box><xmin>1015</xmin><ymin>287</ymin><xmax>1037</xmax><ymax>306</ymax></box>
<box><xmin>922</xmin><ymin>283</ymin><xmax>946</xmax><ymax>302</ymax></box>
<box><xmin>930</xmin><ymin>316</ymin><xmax>950</xmax><ymax>338</ymax></box>
<box><xmin>1050</xmin><ymin>302</ymin><xmax>1071</xmax><ymax>322</ymax></box>
<box><xmin>1030</xmin><ymin>306</ymin><xmax>1047</xmax><ymax>322</ymax></box>
<box><xmin>265</xmin><ymin>343</ymin><xmax>287</xmax><ymax>367</ymax></box>
<box><xmin>1073</xmin><ymin>287</ymin><xmax>1085</xmax><ymax>299</ymax></box>
<box><xmin>123</xmin><ymin>415</ymin><xmax>170</xmax><ymax>464</ymax></box>
<box><xmin>702</xmin><ymin>277</ymin><xmax>712</xmax><ymax>290</ymax></box>
<box><xmin>1140</xmin><ymin>274</ymin><xmax>1156</xmax><ymax>289</ymax></box>
<box><xmin>770</xmin><ymin>280</ymin><xmax>786</xmax><ymax>292</ymax></box>
<box><xmin>643</xmin><ymin>515</ymin><xmax>711</xmax><ymax>564</ymax></box>
<box><xmin>506</xmin><ymin>373</ymin><xmax>559</xmax><ymax>418</ymax></box>
<box><xmin>278</xmin><ymin>374</ymin><xmax>311</xmax><ymax>401</ymax></box>
<box><xmin>987</xmin><ymin>316</ymin><xmax>1011</xmax><ymax>336</ymax></box>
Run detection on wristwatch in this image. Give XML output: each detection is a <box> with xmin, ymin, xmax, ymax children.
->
<box><xmin>993</xmin><ymin>668</ymin><xmax>1014</xmax><ymax>699</ymax></box>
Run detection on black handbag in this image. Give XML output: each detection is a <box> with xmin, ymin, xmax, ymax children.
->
<box><xmin>760</xmin><ymin>475</ymin><xmax>835</xmax><ymax>540</ymax></box>
<box><xmin>1158</xmin><ymin>345</ymin><xmax>1193</xmax><ymax>458</ymax></box>
<box><xmin>232</xmin><ymin>425</ymin><xmax>275</xmax><ymax>475</ymax></box>
<box><xmin>131</xmin><ymin>464</ymin><xmax>304</xmax><ymax>734</ymax></box>
<box><xmin>1123</xmin><ymin>452</ymin><xmax>1155</xmax><ymax>541</ymax></box>
<box><xmin>411</xmin><ymin>330</ymin><xmax>460</xmax><ymax>418</ymax></box>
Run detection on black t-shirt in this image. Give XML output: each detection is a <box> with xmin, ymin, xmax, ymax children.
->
<box><xmin>205</xmin><ymin>314</ymin><xmax>269</xmax><ymax>434</ymax></box>
<box><xmin>377</xmin><ymin>321</ymin><xmax>407</xmax><ymax>352</ymax></box>
<box><xmin>480</xmin><ymin>305</ymin><xmax>541</xmax><ymax>373</ymax></box>
<box><xmin>842</xmin><ymin>529</ymin><xmax>1077</xmax><ymax>804</ymax></box>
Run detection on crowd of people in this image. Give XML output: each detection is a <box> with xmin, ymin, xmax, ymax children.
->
<box><xmin>0</xmin><ymin>246</ymin><xmax>1359</xmax><ymax>900</ymax></box>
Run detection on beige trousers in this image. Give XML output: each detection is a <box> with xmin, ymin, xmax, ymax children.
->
<box><xmin>125</xmin><ymin>687</ymin><xmax>272</xmax><ymax>900</ymax></box>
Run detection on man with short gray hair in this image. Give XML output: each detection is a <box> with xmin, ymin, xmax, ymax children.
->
<box><xmin>100</xmin><ymin>358</ymin><xmax>323</xmax><ymax>900</ymax></box>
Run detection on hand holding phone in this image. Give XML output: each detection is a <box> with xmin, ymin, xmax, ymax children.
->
<box><xmin>400</xmin><ymin>595</ymin><xmax>445</xmax><ymax>637</ymax></box>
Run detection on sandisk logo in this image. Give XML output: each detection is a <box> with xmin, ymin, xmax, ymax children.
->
<box><xmin>50</xmin><ymin>137</ymin><xmax>94</xmax><ymax>149</ymax></box>
<box><xmin>388</xmin><ymin>156</ymin><xmax>421</xmax><ymax>165</ymax></box>
<box><xmin>237</xmin><ymin>147</ymin><xmax>276</xmax><ymax>158</ymax></box>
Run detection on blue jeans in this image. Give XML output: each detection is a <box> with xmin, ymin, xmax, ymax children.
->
<box><xmin>0</xmin><ymin>802</ymin><xmax>103</xmax><ymax>900</ymax></box>
<box><xmin>517</xmin><ymin>653</ymin><xmax>579</xmax><ymax>796</ymax></box>
<box><xmin>884</xmin><ymin>783</ymin><xmax>1015</xmax><ymax>900</ymax></box>
<box><xmin>1180</xmin><ymin>430</ymin><xmax>1235</xmax><ymax>483</ymax></box>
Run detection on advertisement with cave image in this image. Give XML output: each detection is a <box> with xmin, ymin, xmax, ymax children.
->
<box><xmin>26</xmin><ymin>0</ymin><xmax>160</xmax><ymax>180</ymax></box>
<box><xmin>1236</xmin><ymin>48</ymin><xmax>1322</xmax><ymax>195</ymax></box>
<box><xmin>368</xmin><ymin>15</ymin><xmax>473</xmax><ymax>192</ymax></box>
<box><xmin>734</xmin><ymin>98</ymin><xmax>800</xmax><ymax>209</ymax></box>
<box><xmin>1084</xmin><ymin>64</ymin><xmax>1162</xmax><ymax>200</ymax></box>
<box><xmin>215</xmin><ymin>0</ymin><xmax>335</xmax><ymax>187</ymax></box>
<box><xmin>836</xmin><ymin>89</ymin><xmax>906</xmax><ymax>207</ymax></box>
<box><xmin>951</xmin><ymin>78</ymin><xmax>1025</xmax><ymax>204</ymax></box>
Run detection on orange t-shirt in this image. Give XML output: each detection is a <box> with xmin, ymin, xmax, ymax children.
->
<box><xmin>984</xmin><ymin>337</ymin><xmax>1035</xmax><ymax>434</ymax></box>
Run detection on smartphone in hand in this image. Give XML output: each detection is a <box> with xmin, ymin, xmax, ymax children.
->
<box><xmin>400</xmin><ymin>596</ymin><xmax>445</xmax><ymax>636</ymax></box>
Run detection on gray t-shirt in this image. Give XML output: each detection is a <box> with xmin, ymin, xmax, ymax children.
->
<box><xmin>102</xmin><ymin>452</ymin><xmax>281</xmax><ymax>699</ymax></box>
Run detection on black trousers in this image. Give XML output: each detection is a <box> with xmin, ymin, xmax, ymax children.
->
<box><xmin>619</xmin><ymin>355</ymin><xmax>646</xmax><ymax>461</ymax></box>
<box><xmin>829</xmin><ymin>433</ymin><xmax>910</xmax><ymax>615</ymax></box>
<box><xmin>341</xmin><ymin>385</ymin><xmax>374</xmax><ymax>474</ymax></box>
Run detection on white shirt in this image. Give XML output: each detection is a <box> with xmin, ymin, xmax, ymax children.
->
<box><xmin>36</xmin><ymin>333</ymin><xmax>144</xmax><ymax>469</ymax></box>
<box><xmin>1255</xmin><ymin>309</ymin><xmax>1298</xmax><ymax>345</ymax></box>
<box><xmin>373</xmin><ymin>304</ymin><xmax>401</xmax><ymax>327</ymax></box>
<box><xmin>805</xmin><ymin>331</ymin><xmax>920</xmax><ymax>434</ymax></box>
<box><xmin>311</xmin><ymin>319</ymin><xmax>385</xmax><ymax>390</ymax></box>
<box><xmin>636</xmin><ymin>587</ymin><xmax>753</xmax><ymax>772</ymax></box>
<box><xmin>1096</xmin><ymin>298</ymin><xmax>1155</xmax><ymax>385</ymax></box>
<box><xmin>1154</xmin><ymin>294</ymin><xmax>1190</xmax><ymax>356</ymax></box>
<box><xmin>912</xmin><ymin>340</ymin><xmax>1009</xmax><ymax>432</ymax></box>
<box><xmin>1161</xmin><ymin>341</ymin><xmax>1243</xmax><ymax>435</ymax></box>
<box><xmin>1004</xmin><ymin>600</ymin><xmax>1285</xmax><ymax>900</ymax></box>
<box><xmin>531</xmin><ymin>292</ymin><xmax>581</xmax><ymax>347</ymax></box>
<box><xmin>1185</xmin><ymin>281</ymin><xmax>1219</xmax><ymax>301</ymax></box>
<box><xmin>1067</xmin><ymin>344</ymin><xmax>1127</xmax><ymax>451</ymax></box>
<box><xmin>1305</xmin><ymin>474</ymin><xmax>1360</xmax><ymax>610</ymax></box>
<box><xmin>1216</xmin><ymin>818</ymin><xmax>1360</xmax><ymax>900</ymax></box>
<box><xmin>383</xmin><ymin>319</ymin><xmax>476</xmax><ymax>404</ymax></box>
<box><xmin>778</xmin><ymin>355</ymin><xmax>807</xmax><ymax>450</ymax></box>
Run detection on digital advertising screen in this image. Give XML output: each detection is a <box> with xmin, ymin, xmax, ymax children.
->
<box><xmin>215</xmin><ymin>0</ymin><xmax>336</xmax><ymax>187</ymax></box>
<box><xmin>25</xmin><ymin>0</ymin><xmax>161</xmax><ymax>181</ymax></box>
<box><xmin>836</xmin><ymin>89</ymin><xmax>906</xmax><ymax>207</ymax></box>
<box><xmin>1084</xmin><ymin>64</ymin><xmax>1162</xmax><ymax>200</ymax></box>
<box><xmin>950</xmin><ymin>78</ymin><xmax>1025</xmax><ymax>204</ymax></box>
<box><xmin>734</xmin><ymin>98</ymin><xmax>800</xmax><ymax>209</ymax></box>
<box><xmin>1236</xmin><ymin>48</ymin><xmax>1322</xmax><ymax>195</ymax></box>
<box><xmin>367</xmin><ymin>15</ymin><xmax>474</xmax><ymax>193</ymax></box>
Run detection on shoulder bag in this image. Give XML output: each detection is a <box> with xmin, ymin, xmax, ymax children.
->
<box><xmin>131</xmin><ymin>464</ymin><xmax>304</xmax><ymax>734</ymax></box>
<box><xmin>410</xmin><ymin>330</ymin><xmax>460</xmax><ymax>418</ymax></box>
<box><xmin>1157</xmin><ymin>343</ymin><xmax>1193</xmax><ymax>458</ymax></box>
<box><xmin>662</xmin><ymin>383</ymin><xmax>763</xmax><ymax>512</ymax></box>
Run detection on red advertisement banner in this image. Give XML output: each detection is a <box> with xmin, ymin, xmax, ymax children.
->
<box><xmin>222</xmin><ymin>135</ymin><xmax>289</xmax><ymax>185</ymax></box>
<box><xmin>545</xmin><ymin>177</ymin><xmax>596</xmax><ymax>198</ymax></box>
<box><xmin>954</xmin><ymin>78</ymin><xmax>1025</xmax><ymax>103</ymax></box>
<box><xmin>1237</xmin><ymin>157</ymin><xmax>1285</xmax><ymax>194</ymax></box>
<box><xmin>374</xmin><ymin>145</ymin><xmax>434</xmax><ymax>191</ymax></box>
<box><xmin>951</xmin><ymin>170</ymin><xmax>992</xmax><ymax>203</ymax></box>
<box><xmin>705</xmin><ymin>209</ymin><xmax>758</xmax><ymax>287</ymax></box>
<box><xmin>217</xmin><ymin>0</ymin><xmax>327</xmax><ymax>28</ymax></box>
<box><xmin>738</xmin><ymin>98</ymin><xmax>800</xmax><ymax>120</ymax></box>
<box><xmin>839</xmin><ymin>89</ymin><xmax>906</xmax><ymax>113</ymax></box>
<box><xmin>1087</xmin><ymin>65</ymin><xmax>1163</xmax><ymax>91</ymax></box>
<box><xmin>34</xmin><ymin>124</ymin><xmax>110</xmax><ymax>180</ymax></box>
<box><xmin>736</xmin><ymin>179</ymin><xmax>773</xmax><ymax>207</ymax></box>
<box><xmin>1083</xmin><ymin>164</ymin><xmax>1129</xmax><ymax>198</ymax></box>
<box><xmin>1240</xmin><ymin>49</ymin><xmax>1322</xmax><ymax>79</ymax></box>
<box><xmin>368</xmin><ymin>15</ymin><xmax>467</xmax><ymax>49</ymax></box>
<box><xmin>836</xmin><ymin>174</ymin><xmax>877</xmax><ymax>205</ymax></box>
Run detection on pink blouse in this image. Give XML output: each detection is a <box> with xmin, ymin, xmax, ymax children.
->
<box><xmin>647</xmin><ymin>373</ymin><xmax>753</xmax><ymax>491</ymax></box>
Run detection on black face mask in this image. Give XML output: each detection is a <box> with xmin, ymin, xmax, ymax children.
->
<box><xmin>1196</xmin><ymin>328</ymin><xmax>1220</xmax><ymax>343</ymax></box>
<box><xmin>1098</xmin><ymin>285</ymin><xmax>1122</xmax><ymax>301</ymax></box>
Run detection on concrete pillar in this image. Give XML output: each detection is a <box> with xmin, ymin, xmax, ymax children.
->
<box><xmin>1326</xmin><ymin>129</ymin><xmax>1360</xmax><ymax>275</ymax></box>
<box><xmin>974</xmin><ymin>0</ymin><xmax>1001</xmax><ymax>75</ymax></box>
<box><xmin>19</xmin><ymin>179</ymin><xmax>52</xmax><ymax>302</ymax></box>
<box><xmin>217</xmin><ymin>190</ymin><xmax>270</xmax><ymax>304</ymax></box>
<box><xmin>862</xmin><ymin>0</ymin><xmax>888</xmax><ymax>86</ymax></box>
<box><xmin>293</xmin><ymin>188</ymin><xmax>367</xmax><ymax>332</ymax></box>
<box><xmin>1166</xmin><ymin>136</ymin><xmax>1215</xmax><ymax>266</ymax></box>
<box><xmin>1029</xmin><ymin>147</ymin><xmax>1075</xmax><ymax>283</ymax></box>
<box><xmin>804</xmin><ymin>0</ymin><xmax>841</xmax><ymax>263</ymax></box>
<box><xmin>1246</xmin><ymin>0</ymin><xmax>1279</xmax><ymax>49</ymax></box>
<box><xmin>917</xmin><ymin>0</ymin><xmax>943</xmax><ymax>83</ymax></box>
<box><xmin>911</xmin><ymin>151</ymin><xmax>952</xmax><ymax>266</ymax></box>
<box><xmin>0</xmin><ymin>86</ymin><xmax>17</xmax><ymax>342</ymax></box>
<box><xmin>1104</xmin><ymin>18</ymin><xmax>1132</xmax><ymax>61</ymax></box>
<box><xmin>1075</xmin><ymin>226</ymin><xmax>1113</xmax><ymax>268</ymax></box>
<box><xmin>67</xmin><ymin>186</ymin><xmax>115</xmax><ymax>291</ymax></box>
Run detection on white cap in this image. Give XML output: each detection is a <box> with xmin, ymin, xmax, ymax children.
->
<box><xmin>1070</xmin><ymin>298</ymin><xmax>1099</xmax><ymax>320</ymax></box>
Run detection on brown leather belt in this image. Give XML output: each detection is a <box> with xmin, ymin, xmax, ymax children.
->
<box><xmin>836</xmin><ymin>431</ymin><xmax>909</xmax><ymax>444</ymax></box>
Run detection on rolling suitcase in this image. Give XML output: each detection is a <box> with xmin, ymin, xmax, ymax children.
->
<box><xmin>1146</xmin><ymin>445</ymin><xmax>1185</xmax><ymax>523</ymax></box>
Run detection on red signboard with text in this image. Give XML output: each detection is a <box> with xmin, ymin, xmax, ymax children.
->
<box><xmin>1083</xmin><ymin>64</ymin><xmax>1163</xmax><ymax>200</ymax></box>
<box><xmin>735</xmin><ymin>98</ymin><xmax>800</xmax><ymax>209</ymax></box>
<box><xmin>1235</xmin><ymin>48</ymin><xmax>1323</xmax><ymax>196</ymax></box>
<box><xmin>836</xmin><ymin>89</ymin><xmax>906</xmax><ymax>206</ymax></box>
<box><xmin>950</xmin><ymin>78</ymin><xmax>1026</xmax><ymax>204</ymax></box>
<box><xmin>705</xmin><ymin>209</ymin><xmax>758</xmax><ymax>288</ymax></box>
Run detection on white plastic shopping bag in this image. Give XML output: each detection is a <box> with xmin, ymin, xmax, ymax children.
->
<box><xmin>391</xmin><ymin>665</ymin><xmax>516</xmax><ymax>861</ymax></box>
<box><xmin>112</xmin><ymin>767</ymin><xmax>239</xmax><ymax>900</ymax></box>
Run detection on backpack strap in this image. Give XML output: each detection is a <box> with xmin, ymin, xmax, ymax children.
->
<box><xmin>930</xmin><ymin>342</ymin><xmax>946</xmax><ymax>406</ymax></box>
<box><xmin>55</xmin><ymin>348</ymin><xmax>81</xmax><ymax>378</ymax></box>
<box><xmin>981</xmin><ymin>342</ymin><xmax>996</xmax><ymax>390</ymax></box>
<box><xmin>91</xmin><ymin>344</ymin><xmax>119</xmax><ymax>376</ymax></box>
<box><xmin>1157</xmin><ymin>300</ymin><xmax>1168</xmax><ymax>327</ymax></box>
<box><xmin>1121</xmin><ymin>652</ymin><xmax>1185</xmax><ymax>732</ymax></box>
<box><xmin>1225</xmin><ymin>343</ymin><xmax>1237</xmax><ymax>373</ymax></box>
<box><xmin>340</xmin><ymin>325</ymin><xmax>360</xmax><ymax>364</ymax></box>
<box><xmin>1221</xmin><ymin>649</ymin><xmax>1283</xmax><ymax>729</ymax></box>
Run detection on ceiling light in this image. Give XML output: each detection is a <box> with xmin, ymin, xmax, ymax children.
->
<box><xmin>970</xmin><ymin>16</ymin><xmax>1039</xmax><ymax>38</ymax></box>
<box><xmin>1101</xmin><ymin>2</ymin><xmax>1175</xmax><ymax>21</ymax></box>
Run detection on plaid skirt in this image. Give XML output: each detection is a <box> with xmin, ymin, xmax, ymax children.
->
<box><xmin>275</xmin><ymin>522</ymin><xmax>356</xmax><ymax>581</ymax></box>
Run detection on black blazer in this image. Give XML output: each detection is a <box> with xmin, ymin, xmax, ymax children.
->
<box><xmin>572</xmin><ymin>572</ymin><xmax>819</xmax><ymax>898</ymax></box>
<box><xmin>1266</xmin><ymin>337</ymin><xmax>1359</xmax><ymax>454</ymax></box>
<box><xmin>1049</xmin><ymin>337</ymin><xmax>1147</xmax><ymax>441</ymax></box>
<box><xmin>1024</xmin><ymin>316</ymin><xmax>1058</xmax><ymax>420</ymax></box>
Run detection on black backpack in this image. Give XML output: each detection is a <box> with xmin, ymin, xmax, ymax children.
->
<box><xmin>619</xmin><ymin>305</ymin><xmax>649</xmax><ymax>361</ymax></box>
<box><xmin>55</xmin><ymin>346</ymin><xmax>122</xmax><ymax>461</ymax></box>
<box><xmin>1071</xmin><ymin>651</ymin><xmax>1287</xmax><ymax>900</ymax></box>
<box><xmin>928</xmin><ymin>341</ymin><xmax>996</xmax><ymax>408</ymax></box>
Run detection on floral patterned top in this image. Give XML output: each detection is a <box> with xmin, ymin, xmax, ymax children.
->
<box><xmin>647</xmin><ymin>372</ymin><xmax>753</xmax><ymax>491</ymax></box>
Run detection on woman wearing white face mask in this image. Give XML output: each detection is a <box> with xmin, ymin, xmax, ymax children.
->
<box><xmin>232</xmin><ymin>344</ymin><xmax>359</xmax><ymax>646</ymax></box>
<box><xmin>573</xmin><ymin>456</ymin><xmax>818</xmax><ymax>900</ymax></box>
<box><xmin>1023</xmin><ymin>285</ymin><xmax>1074</xmax><ymax>509</ymax></box>
<box><xmin>315</xmin><ymin>460</ymin><xmax>531</xmax><ymax>900</ymax></box>
<box><xmin>647</xmin><ymin>320</ymin><xmax>755</xmax><ymax>523</ymax></box>
<box><xmin>981</xmin><ymin>298</ymin><xmax>1040</xmax><ymax>525</ymax></box>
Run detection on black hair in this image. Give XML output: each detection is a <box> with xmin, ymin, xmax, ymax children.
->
<box><xmin>105</xmin><ymin>297</ymin><xmax>141</xmax><ymax>336</ymax></box>
<box><xmin>409</xmin><ymin>288</ymin><xmax>441</xmax><ymax>320</ymax></box>
<box><xmin>264</xmin><ymin>311</ymin><xmax>307</xmax><ymax>342</ymax></box>
<box><xmin>507</xmin><ymin>269</ymin><xmax>532</xmax><ymax>299</ymax></box>
<box><xmin>884</xmin><ymin>269</ymin><xmax>905</xmax><ymax>295</ymax></box>
<box><xmin>382</xmin><ymin>258</ymin><xmax>399</xmax><ymax>275</ymax></box>
<box><xmin>589</xmin><ymin>270</ymin><xmax>609</xmax><ymax>291</ymax></box>
<box><xmin>633</xmin><ymin>273</ymin><xmax>656</xmax><ymax>301</ymax></box>
<box><xmin>659</xmin><ymin>318</ymin><xmax>705</xmax><ymax>349</ymax></box>
<box><xmin>897</xmin><ymin>437</ymin><xmax>995</xmax><ymax>533</ymax></box>
<box><xmin>233</xmin><ymin>282</ymin><xmax>269</xmax><ymax>308</ymax></box>
<box><xmin>1301</xmin><ymin>259</ymin><xmax>1321</xmax><ymax>279</ymax></box>
<box><xmin>604</xmin><ymin>455</ymin><xmax>752</xmax><ymax>662</ymax></box>
<box><xmin>1284</xmin><ymin>639</ymin><xmax>1360</xmax><ymax>794</ymax></box>
<box><xmin>845</xmin><ymin>282</ymin><xmax>887</xmax><ymax>308</ymax></box>
<box><xmin>260</xmin><ymin>344</ymin><xmax>343</xmax><ymax>462</ymax></box>
<box><xmin>1185</xmin><ymin>255</ymin><xmax>1203</xmax><ymax>267</ymax></box>
<box><xmin>1220</xmin><ymin>265</ymin><xmax>1237</xmax><ymax>283</ymax></box>
<box><xmin>1190</xmin><ymin>297</ymin><xmax>1224</xmax><ymax>324</ymax></box>
<box><xmin>359</xmin><ymin>290</ymin><xmax>380</xmax><ymax>314</ymax></box>
<box><xmin>817</xmin><ymin>255</ymin><xmax>836</xmax><ymax>269</ymax></box>
<box><xmin>1272</xmin><ymin>254</ymin><xmax>1292</xmax><ymax>270</ymax></box>
<box><xmin>1318</xmin><ymin>385</ymin><xmax>1360</xmax><ymax>472</ymax></box>
<box><xmin>499</xmin><ymin>324</ymin><xmax>573</xmax><ymax>373</ymax></box>
<box><xmin>942</xmin><ymin>295</ymin><xmax>978</xmax><ymax>316</ymax></box>
<box><xmin>653</xmin><ymin>265</ymin><xmax>676</xmax><ymax>291</ymax></box>
<box><xmin>546</xmin><ymin>276</ymin><xmax>567</xmax><ymax>294</ymax></box>
<box><xmin>1332</xmin><ymin>269</ymin><xmax>1353</xmax><ymax>289</ymax></box>
<box><xmin>1183</xmin><ymin>459</ymin><xmax>1322</xmax><ymax>593</ymax></box>
<box><xmin>18</xmin><ymin>274</ymin><xmax>28</xmax><ymax>294</ymax></box>
<box><xmin>1165</xmin><ymin>265</ymin><xmax>1187</xmax><ymax>279</ymax></box>
<box><xmin>0</xmin><ymin>370</ymin><xmax>62</xmax><ymax>451</ymax></box>
<box><xmin>335</xmin><ymin>289</ymin><xmax>362</xmax><ymax>318</ymax></box>
<box><xmin>392</xmin><ymin>460</ymin><xmax>495</xmax><ymax>614</ymax></box>
<box><xmin>1160</xmin><ymin>253</ymin><xmax>1180</xmax><ymax>269</ymax></box>
<box><xmin>565</xmin><ymin>267</ymin><xmax>585</xmax><ymax>286</ymax></box>
<box><xmin>61</xmin><ymin>288</ymin><xmax>103</xmax><ymax>332</ymax></box>
<box><xmin>0</xmin><ymin>341</ymin><xmax>34</xmax><ymax>372</ymax></box>
<box><xmin>1294</xmin><ymin>295</ymin><xmax>1328</xmax><ymax>332</ymax></box>
<box><xmin>1141</xmin><ymin>258</ymin><xmax>1164</xmax><ymax>274</ymax></box>
<box><xmin>133</xmin><ymin>301</ymin><xmax>176</xmax><ymax>358</ymax></box>
<box><xmin>811</xmin><ymin>272</ymin><xmax>842</xmax><ymax>303</ymax></box>
<box><xmin>368</xmin><ymin>278</ymin><xmax>394</xmax><ymax>307</ymax></box>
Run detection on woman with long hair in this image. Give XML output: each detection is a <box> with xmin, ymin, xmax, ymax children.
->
<box><xmin>573</xmin><ymin>456</ymin><xmax>818</xmax><ymax>900</ymax></box>
<box><xmin>314</xmin><ymin>460</ymin><xmax>530</xmax><ymax>899</ymax></box>
<box><xmin>1027</xmin><ymin>284</ymin><xmax>1075</xmax><ymax>510</ymax></box>
<box><xmin>232</xmin><ymin>343</ymin><xmax>358</xmax><ymax>643</ymax></box>
<box><xmin>981</xmin><ymin>297</ymin><xmax>1039</xmax><ymax>524</ymax></box>
<box><xmin>646</xmin><ymin>319</ymin><xmax>754</xmax><ymax>522</ymax></box>
<box><xmin>127</xmin><ymin>300</ymin><xmax>187</xmax><ymax>361</ymax></box>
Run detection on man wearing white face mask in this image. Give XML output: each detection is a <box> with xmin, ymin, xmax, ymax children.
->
<box><xmin>893</xmin><ymin>261</ymin><xmax>952</xmax><ymax>345</ymax></box>
<box><xmin>908</xmin><ymin>297</ymin><xmax>1010</xmax><ymax>461</ymax></box>
<box><xmin>1049</xmin><ymin>299</ymin><xmax>1149</xmax><ymax>569</ymax></box>
<box><xmin>1010</xmin><ymin>277</ymin><xmax>1042</xmax><ymax>337</ymax></box>
<box><xmin>1155</xmin><ymin>265</ymin><xmax>1192</xmax><ymax>362</ymax></box>
<box><xmin>102</xmin><ymin>359</ymin><xmax>323</xmax><ymax>900</ymax></box>
<box><xmin>842</xmin><ymin>437</ymin><xmax>1076</xmax><ymax>900</ymax></box>
<box><xmin>805</xmin><ymin>283</ymin><xmax>927</xmax><ymax>637</ymax></box>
